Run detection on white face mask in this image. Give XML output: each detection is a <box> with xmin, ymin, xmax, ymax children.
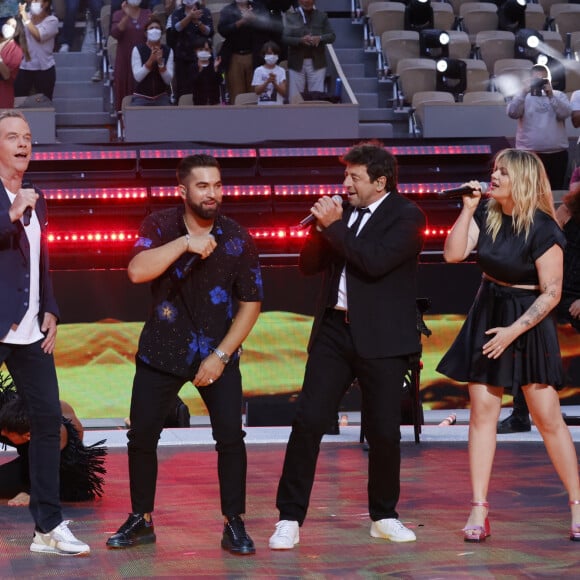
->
<box><xmin>30</xmin><ymin>2</ymin><xmax>43</xmax><ymax>15</ymax></box>
<box><xmin>146</xmin><ymin>28</ymin><xmax>162</xmax><ymax>42</ymax></box>
<box><xmin>127</xmin><ymin>0</ymin><xmax>141</xmax><ymax>6</ymax></box>
<box><xmin>197</xmin><ymin>50</ymin><xmax>211</xmax><ymax>60</ymax></box>
<box><xmin>183</xmin><ymin>0</ymin><xmax>198</xmax><ymax>6</ymax></box>
<box><xmin>264</xmin><ymin>54</ymin><xmax>278</xmax><ymax>65</ymax></box>
<box><xmin>2</xmin><ymin>24</ymin><xmax>15</xmax><ymax>40</ymax></box>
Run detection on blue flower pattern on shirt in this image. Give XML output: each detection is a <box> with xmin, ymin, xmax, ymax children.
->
<box><xmin>210</xmin><ymin>286</ymin><xmax>228</xmax><ymax>305</ymax></box>
<box><xmin>157</xmin><ymin>300</ymin><xmax>178</xmax><ymax>323</ymax></box>
<box><xmin>225</xmin><ymin>237</ymin><xmax>244</xmax><ymax>257</ymax></box>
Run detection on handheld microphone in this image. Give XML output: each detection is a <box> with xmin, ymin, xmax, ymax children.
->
<box><xmin>21</xmin><ymin>180</ymin><xmax>34</xmax><ymax>226</ymax></box>
<box><xmin>297</xmin><ymin>194</ymin><xmax>344</xmax><ymax>228</ymax></box>
<box><xmin>438</xmin><ymin>182</ymin><xmax>488</xmax><ymax>199</ymax></box>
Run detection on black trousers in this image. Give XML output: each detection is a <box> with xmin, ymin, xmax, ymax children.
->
<box><xmin>276</xmin><ymin>309</ymin><xmax>409</xmax><ymax>525</ymax></box>
<box><xmin>0</xmin><ymin>340</ymin><xmax>62</xmax><ymax>533</ymax></box>
<box><xmin>536</xmin><ymin>149</ymin><xmax>568</xmax><ymax>191</ymax></box>
<box><xmin>127</xmin><ymin>358</ymin><xmax>247</xmax><ymax>517</ymax></box>
<box><xmin>14</xmin><ymin>66</ymin><xmax>57</xmax><ymax>101</ymax></box>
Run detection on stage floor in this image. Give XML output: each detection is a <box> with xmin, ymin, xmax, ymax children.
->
<box><xmin>2</xmin><ymin>409</ymin><xmax>580</xmax><ymax>579</ymax></box>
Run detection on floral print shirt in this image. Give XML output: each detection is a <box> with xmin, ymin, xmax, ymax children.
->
<box><xmin>133</xmin><ymin>206</ymin><xmax>263</xmax><ymax>377</ymax></box>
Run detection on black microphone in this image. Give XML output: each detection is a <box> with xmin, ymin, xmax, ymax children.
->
<box><xmin>297</xmin><ymin>194</ymin><xmax>344</xmax><ymax>228</ymax></box>
<box><xmin>21</xmin><ymin>180</ymin><xmax>34</xmax><ymax>226</ymax></box>
<box><xmin>438</xmin><ymin>182</ymin><xmax>489</xmax><ymax>199</ymax></box>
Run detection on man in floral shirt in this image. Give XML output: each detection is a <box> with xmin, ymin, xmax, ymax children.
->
<box><xmin>107</xmin><ymin>154</ymin><xmax>263</xmax><ymax>555</ymax></box>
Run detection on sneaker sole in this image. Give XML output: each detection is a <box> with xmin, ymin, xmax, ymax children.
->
<box><xmin>220</xmin><ymin>540</ymin><xmax>256</xmax><ymax>555</ymax></box>
<box><xmin>30</xmin><ymin>543</ymin><xmax>90</xmax><ymax>556</ymax></box>
<box><xmin>370</xmin><ymin>529</ymin><xmax>416</xmax><ymax>543</ymax></box>
<box><xmin>106</xmin><ymin>534</ymin><xmax>156</xmax><ymax>549</ymax></box>
<box><xmin>269</xmin><ymin>541</ymin><xmax>298</xmax><ymax>550</ymax></box>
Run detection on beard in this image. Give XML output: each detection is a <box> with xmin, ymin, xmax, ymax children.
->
<box><xmin>186</xmin><ymin>196</ymin><xmax>220</xmax><ymax>220</ymax></box>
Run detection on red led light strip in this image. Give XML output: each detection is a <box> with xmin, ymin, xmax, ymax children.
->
<box><xmin>274</xmin><ymin>184</ymin><xmax>469</xmax><ymax>195</ymax></box>
<box><xmin>140</xmin><ymin>148</ymin><xmax>256</xmax><ymax>159</ymax></box>
<box><xmin>47</xmin><ymin>227</ymin><xmax>451</xmax><ymax>245</ymax></box>
<box><xmin>43</xmin><ymin>187</ymin><xmax>148</xmax><ymax>200</ymax></box>
<box><xmin>259</xmin><ymin>145</ymin><xmax>491</xmax><ymax>157</ymax></box>
<box><xmin>31</xmin><ymin>150</ymin><xmax>137</xmax><ymax>161</ymax></box>
<box><xmin>150</xmin><ymin>185</ymin><xmax>272</xmax><ymax>197</ymax></box>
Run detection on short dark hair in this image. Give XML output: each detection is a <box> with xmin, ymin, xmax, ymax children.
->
<box><xmin>176</xmin><ymin>154</ymin><xmax>221</xmax><ymax>185</ymax></box>
<box><xmin>261</xmin><ymin>40</ymin><xmax>280</xmax><ymax>56</ymax></box>
<box><xmin>340</xmin><ymin>141</ymin><xmax>398</xmax><ymax>192</ymax></box>
<box><xmin>146</xmin><ymin>14</ymin><xmax>164</xmax><ymax>32</ymax></box>
<box><xmin>0</xmin><ymin>396</ymin><xmax>30</xmax><ymax>435</ymax></box>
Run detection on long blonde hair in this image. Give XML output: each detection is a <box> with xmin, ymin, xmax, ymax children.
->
<box><xmin>486</xmin><ymin>148</ymin><xmax>557</xmax><ymax>241</ymax></box>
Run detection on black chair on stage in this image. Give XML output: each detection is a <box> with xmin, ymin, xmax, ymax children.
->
<box><xmin>360</xmin><ymin>297</ymin><xmax>431</xmax><ymax>445</ymax></box>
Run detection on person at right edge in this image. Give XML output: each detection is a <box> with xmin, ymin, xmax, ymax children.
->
<box><xmin>268</xmin><ymin>141</ymin><xmax>426</xmax><ymax>550</ymax></box>
<box><xmin>436</xmin><ymin>148</ymin><xmax>580</xmax><ymax>542</ymax></box>
<box><xmin>506</xmin><ymin>63</ymin><xmax>571</xmax><ymax>191</ymax></box>
<box><xmin>105</xmin><ymin>154</ymin><xmax>263</xmax><ymax>555</ymax></box>
<box><xmin>498</xmin><ymin>181</ymin><xmax>580</xmax><ymax>434</ymax></box>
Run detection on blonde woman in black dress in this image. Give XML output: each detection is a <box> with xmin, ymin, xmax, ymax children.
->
<box><xmin>437</xmin><ymin>148</ymin><xmax>580</xmax><ymax>543</ymax></box>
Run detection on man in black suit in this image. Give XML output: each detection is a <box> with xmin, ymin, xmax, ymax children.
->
<box><xmin>269</xmin><ymin>141</ymin><xmax>426</xmax><ymax>549</ymax></box>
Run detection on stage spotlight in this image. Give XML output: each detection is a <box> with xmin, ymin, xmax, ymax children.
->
<box><xmin>436</xmin><ymin>58</ymin><xmax>467</xmax><ymax>98</ymax></box>
<box><xmin>514</xmin><ymin>28</ymin><xmax>543</xmax><ymax>61</ymax></box>
<box><xmin>404</xmin><ymin>0</ymin><xmax>434</xmax><ymax>32</ymax></box>
<box><xmin>498</xmin><ymin>0</ymin><xmax>526</xmax><ymax>33</ymax></box>
<box><xmin>420</xmin><ymin>29</ymin><xmax>450</xmax><ymax>59</ymax></box>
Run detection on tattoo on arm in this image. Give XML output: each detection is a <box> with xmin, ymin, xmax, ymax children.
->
<box><xmin>519</xmin><ymin>277</ymin><xmax>561</xmax><ymax>328</ymax></box>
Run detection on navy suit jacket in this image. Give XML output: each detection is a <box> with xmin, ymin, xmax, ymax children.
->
<box><xmin>0</xmin><ymin>181</ymin><xmax>59</xmax><ymax>339</ymax></box>
<box><xmin>300</xmin><ymin>192</ymin><xmax>426</xmax><ymax>358</ymax></box>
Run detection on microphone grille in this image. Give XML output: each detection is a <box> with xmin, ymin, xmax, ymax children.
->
<box><xmin>480</xmin><ymin>182</ymin><xmax>489</xmax><ymax>194</ymax></box>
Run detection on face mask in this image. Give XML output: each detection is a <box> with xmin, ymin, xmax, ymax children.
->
<box><xmin>197</xmin><ymin>50</ymin><xmax>211</xmax><ymax>60</ymax></box>
<box><xmin>264</xmin><ymin>54</ymin><xmax>278</xmax><ymax>65</ymax></box>
<box><xmin>127</xmin><ymin>0</ymin><xmax>141</xmax><ymax>6</ymax></box>
<box><xmin>30</xmin><ymin>2</ymin><xmax>43</xmax><ymax>15</ymax></box>
<box><xmin>2</xmin><ymin>24</ymin><xmax>15</xmax><ymax>40</ymax></box>
<box><xmin>183</xmin><ymin>0</ymin><xmax>197</xmax><ymax>6</ymax></box>
<box><xmin>146</xmin><ymin>28</ymin><xmax>162</xmax><ymax>42</ymax></box>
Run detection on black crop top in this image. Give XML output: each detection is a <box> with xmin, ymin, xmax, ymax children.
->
<box><xmin>473</xmin><ymin>199</ymin><xmax>566</xmax><ymax>285</ymax></box>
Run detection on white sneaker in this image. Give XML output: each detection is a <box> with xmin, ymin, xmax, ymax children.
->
<box><xmin>30</xmin><ymin>520</ymin><xmax>90</xmax><ymax>555</ymax></box>
<box><xmin>58</xmin><ymin>43</ymin><xmax>69</xmax><ymax>53</ymax></box>
<box><xmin>370</xmin><ymin>518</ymin><xmax>416</xmax><ymax>543</ymax></box>
<box><xmin>269</xmin><ymin>520</ymin><xmax>299</xmax><ymax>550</ymax></box>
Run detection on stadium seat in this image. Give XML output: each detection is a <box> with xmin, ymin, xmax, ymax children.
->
<box><xmin>564</xmin><ymin>60</ymin><xmax>580</xmax><ymax>94</ymax></box>
<box><xmin>459</xmin><ymin>2</ymin><xmax>499</xmax><ymax>42</ymax></box>
<box><xmin>493</xmin><ymin>58</ymin><xmax>532</xmax><ymax>96</ymax></box>
<box><xmin>396</xmin><ymin>58</ymin><xmax>437</xmax><ymax>105</ymax></box>
<box><xmin>462</xmin><ymin>91</ymin><xmax>506</xmax><ymax>105</ymax></box>
<box><xmin>411</xmin><ymin>90</ymin><xmax>456</xmax><ymax>131</ymax></box>
<box><xmin>524</xmin><ymin>3</ymin><xmax>547</xmax><ymax>32</ymax></box>
<box><xmin>432</xmin><ymin>2</ymin><xmax>455</xmax><ymax>30</ymax></box>
<box><xmin>368</xmin><ymin>2</ymin><xmax>406</xmax><ymax>38</ymax></box>
<box><xmin>475</xmin><ymin>30</ymin><xmax>516</xmax><ymax>72</ymax></box>
<box><xmin>447</xmin><ymin>30</ymin><xmax>471</xmax><ymax>60</ymax></box>
<box><xmin>464</xmin><ymin>58</ymin><xmax>491</xmax><ymax>93</ymax></box>
<box><xmin>234</xmin><ymin>92</ymin><xmax>259</xmax><ymax>106</ymax></box>
<box><xmin>549</xmin><ymin>4</ymin><xmax>580</xmax><ymax>37</ymax></box>
<box><xmin>381</xmin><ymin>30</ymin><xmax>420</xmax><ymax>75</ymax></box>
<box><xmin>541</xmin><ymin>29</ymin><xmax>564</xmax><ymax>55</ymax></box>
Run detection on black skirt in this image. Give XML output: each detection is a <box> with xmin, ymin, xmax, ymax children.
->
<box><xmin>436</xmin><ymin>279</ymin><xmax>564</xmax><ymax>394</ymax></box>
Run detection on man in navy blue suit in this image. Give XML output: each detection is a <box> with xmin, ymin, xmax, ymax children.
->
<box><xmin>269</xmin><ymin>141</ymin><xmax>426</xmax><ymax>549</ymax></box>
<box><xmin>0</xmin><ymin>110</ymin><xmax>89</xmax><ymax>556</ymax></box>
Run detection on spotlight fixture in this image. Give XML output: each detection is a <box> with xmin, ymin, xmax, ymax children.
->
<box><xmin>436</xmin><ymin>58</ymin><xmax>467</xmax><ymax>98</ymax></box>
<box><xmin>404</xmin><ymin>0</ymin><xmax>434</xmax><ymax>32</ymax></box>
<box><xmin>419</xmin><ymin>29</ymin><xmax>450</xmax><ymax>59</ymax></box>
<box><xmin>514</xmin><ymin>28</ymin><xmax>543</xmax><ymax>61</ymax></box>
<box><xmin>498</xmin><ymin>0</ymin><xmax>527</xmax><ymax>33</ymax></box>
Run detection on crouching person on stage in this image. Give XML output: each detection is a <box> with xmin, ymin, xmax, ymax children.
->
<box><xmin>106</xmin><ymin>154</ymin><xmax>263</xmax><ymax>555</ymax></box>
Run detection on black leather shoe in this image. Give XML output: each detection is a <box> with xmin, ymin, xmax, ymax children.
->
<box><xmin>497</xmin><ymin>412</ymin><xmax>531</xmax><ymax>434</ymax></box>
<box><xmin>106</xmin><ymin>513</ymin><xmax>156</xmax><ymax>548</ymax></box>
<box><xmin>221</xmin><ymin>515</ymin><xmax>255</xmax><ymax>555</ymax></box>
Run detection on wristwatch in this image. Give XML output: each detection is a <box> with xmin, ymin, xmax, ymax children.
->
<box><xmin>213</xmin><ymin>348</ymin><xmax>230</xmax><ymax>365</ymax></box>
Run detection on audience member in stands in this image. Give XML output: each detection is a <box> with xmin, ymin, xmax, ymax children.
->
<box><xmin>14</xmin><ymin>0</ymin><xmax>59</xmax><ymax>101</ymax></box>
<box><xmin>191</xmin><ymin>37</ymin><xmax>222</xmax><ymax>105</ymax></box>
<box><xmin>218</xmin><ymin>0</ymin><xmax>270</xmax><ymax>105</ymax></box>
<box><xmin>252</xmin><ymin>40</ymin><xmax>286</xmax><ymax>105</ymax></box>
<box><xmin>131</xmin><ymin>15</ymin><xmax>174</xmax><ymax>105</ymax></box>
<box><xmin>167</xmin><ymin>0</ymin><xmax>213</xmax><ymax>102</ymax></box>
<box><xmin>110</xmin><ymin>0</ymin><xmax>152</xmax><ymax>113</ymax></box>
<box><xmin>0</xmin><ymin>377</ymin><xmax>107</xmax><ymax>506</ymax></box>
<box><xmin>0</xmin><ymin>17</ymin><xmax>25</xmax><ymax>108</ymax></box>
<box><xmin>506</xmin><ymin>63</ymin><xmax>571</xmax><ymax>191</ymax></box>
<box><xmin>436</xmin><ymin>148</ymin><xmax>580</xmax><ymax>542</ymax></box>
<box><xmin>282</xmin><ymin>0</ymin><xmax>335</xmax><ymax>102</ymax></box>
<box><xmin>58</xmin><ymin>0</ymin><xmax>103</xmax><ymax>53</ymax></box>
<box><xmin>106</xmin><ymin>154</ymin><xmax>262</xmax><ymax>554</ymax></box>
<box><xmin>498</xmin><ymin>180</ymin><xmax>580</xmax><ymax>434</ymax></box>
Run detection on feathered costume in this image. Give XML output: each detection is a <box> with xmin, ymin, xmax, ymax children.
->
<box><xmin>0</xmin><ymin>372</ymin><xmax>107</xmax><ymax>502</ymax></box>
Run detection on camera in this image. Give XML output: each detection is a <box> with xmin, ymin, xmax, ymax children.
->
<box><xmin>530</xmin><ymin>77</ymin><xmax>548</xmax><ymax>96</ymax></box>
